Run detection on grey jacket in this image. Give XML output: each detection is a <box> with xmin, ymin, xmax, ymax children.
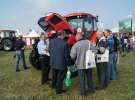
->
<box><xmin>70</xmin><ymin>39</ymin><xmax>96</xmax><ymax>69</ymax></box>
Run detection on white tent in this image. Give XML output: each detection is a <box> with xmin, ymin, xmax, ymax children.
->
<box><xmin>111</xmin><ymin>27</ymin><xmax>119</xmax><ymax>33</ymax></box>
<box><xmin>23</xmin><ymin>29</ymin><xmax>40</xmax><ymax>38</ymax></box>
<box><xmin>23</xmin><ymin>29</ymin><xmax>40</xmax><ymax>46</ymax></box>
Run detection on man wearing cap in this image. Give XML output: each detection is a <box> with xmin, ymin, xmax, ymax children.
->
<box><xmin>37</xmin><ymin>33</ymin><xmax>50</xmax><ymax>85</ymax></box>
<box><xmin>14</xmin><ymin>35</ymin><xmax>28</xmax><ymax>72</ymax></box>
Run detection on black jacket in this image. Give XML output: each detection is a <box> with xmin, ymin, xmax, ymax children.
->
<box><xmin>49</xmin><ymin>38</ymin><xmax>70</xmax><ymax>70</ymax></box>
<box><xmin>15</xmin><ymin>39</ymin><xmax>25</xmax><ymax>50</ymax></box>
<box><xmin>113</xmin><ymin>36</ymin><xmax>119</xmax><ymax>52</ymax></box>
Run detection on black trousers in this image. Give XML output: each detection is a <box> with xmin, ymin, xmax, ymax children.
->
<box><xmin>52</xmin><ymin>68</ymin><xmax>66</xmax><ymax>93</ymax></box>
<box><xmin>78</xmin><ymin>69</ymin><xmax>94</xmax><ymax>95</ymax></box>
<box><xmin>39</xmin><ymin>55</ymin><xmax>50</xmax><ymax>84</ymax></box>
<box><xmin>96</xmin><ymin>62</ymin><xmax>108</xmax><ymax>89</ymax></box>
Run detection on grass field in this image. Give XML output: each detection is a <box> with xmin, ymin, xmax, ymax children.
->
<box><xmin>0</xmin><ymin>49</ymin><xmax>135</xmax><ymax>100</ymax></box>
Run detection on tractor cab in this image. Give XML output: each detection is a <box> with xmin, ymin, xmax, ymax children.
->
<box><xmin>65</xmin><ymin>13</ymin><xmax>98</xmax><ymax>37</ymax></box>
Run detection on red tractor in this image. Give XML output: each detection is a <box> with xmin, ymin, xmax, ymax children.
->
<box><xmin>29</xmin><ymin>12</ymin><xmax>98</xmax><ymax>69</ymax></box>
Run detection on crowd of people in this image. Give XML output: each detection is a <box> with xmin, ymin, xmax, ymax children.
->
<box><xmin>14</xmin><ymin>28</ymin><xmax>122</xmax><ymax>96</ymax></box>
<box><xmin>119</xmin><ymin>33</ymin><xmax>133</xmax><ymax>56</ymax></box>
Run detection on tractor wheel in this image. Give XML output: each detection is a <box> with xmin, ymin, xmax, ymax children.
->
<box><xmin>29</xmin><ymin>50</ymin><xmax>41</xmax><ymax>70</ymax></box>
<box><xmin>3</xmin><ymin>39</ymin><xmax>13</xmax><ymax>51</ymax></box>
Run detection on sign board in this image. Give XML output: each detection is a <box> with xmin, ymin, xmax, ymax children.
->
<box><xmin>119</xmin><ymin>19</ymin><xmax>132</xmax><ymax>34</ymax></box>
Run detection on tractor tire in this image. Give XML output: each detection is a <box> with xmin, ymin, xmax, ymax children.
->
<box><xmin>3</xmin><ymin>39</ymin><xmax>13</xmax><ymax>51</ymax></box>
<box><xmin>29</xmin><ymin>50</ymin><xmax>41</xmax><ymax>70</ymax></box>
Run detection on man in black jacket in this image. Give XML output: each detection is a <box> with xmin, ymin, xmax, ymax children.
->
<box><xmin>96</xmin><ymin>32</ymin><xmax>108</xmax><ymax>90</ymax></box>
<box><xmin>15</xmin><ymin>35</ymin><xmax>28</xmax><ymax>72</ymax></box>
<box><xmin>49</xmin><ymin>30</ymin><xmax>70</xmax><ymax>94</ymax></box>
<box><xmin>113</xmin><ymin>33</ymin><xmax>120</xmax><ymax>76</ymax></box>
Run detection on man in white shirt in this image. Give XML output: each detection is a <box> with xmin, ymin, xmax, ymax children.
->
<box><xmin>37</xmin><ymin>33</ymin><xmax>50</xmax><ymax>85</ymax></box>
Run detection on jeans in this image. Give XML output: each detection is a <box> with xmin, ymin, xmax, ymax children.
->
<box><xmin>107</xmin><ymin>52</ymin><xmax>117</xmax><ymax>81</ymax></box>
<box><xmin>78</xmin><ymin>69</ymin><xmax>94</xmax><ymax>95</ymax></box>
<box><xmin>114</xmin><ymin>52</ymin><xmax>118</xmax><ymax>71</ymax></box>
<box><xmin>15</xmin><ymin>50</ymin><xmax>27</xmax><ymax>70</ymax></box>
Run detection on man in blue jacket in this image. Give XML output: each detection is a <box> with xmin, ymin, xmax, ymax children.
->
<box><xmin>105</xmin><ymin>29</ymin><xmax>117</xmax><ymax>81</ymax></box>
<box><xmin>49</xmin><ymin>30</ymin><xmax>70</xmax><ymax>94</ymax></box>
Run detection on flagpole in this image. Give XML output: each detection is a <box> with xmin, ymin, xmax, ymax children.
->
<box><xmin>131</xmin><ymin>17</ymin><xmax>133</xmax><ymax>34</ymax></box>
<box><xmin>128</xmin><ymin>15</ymin><xmax>133</xmax><ymax>34</ymax></box>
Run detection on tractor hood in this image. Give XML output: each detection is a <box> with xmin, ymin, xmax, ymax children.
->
<box><xmin>38</xmin><ymin>12</ymin><xmax>73</xmax><ymax>33</ymax></box>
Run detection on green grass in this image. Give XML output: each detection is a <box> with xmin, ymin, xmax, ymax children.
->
<box><xmin>0</xmin><ymin>50</ymin><xmax>135</xmax><ymax>100</ymax></box>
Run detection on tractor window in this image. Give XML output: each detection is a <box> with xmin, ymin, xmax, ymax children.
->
<box><xmin>50</xmin><ymin>15</ymin><xmax>62</xmax><ymax>25</ymax></box>
<box><xmin>0</xmin><ymin>32</ymin><xmax>4</xmax><ymax>38</ymax></box>
<box><xmin>67</xmin><ymin>16</ymin><xmax>97</xmax><ymax>37</ymax></box>
<box><xmin>4</xmin><ymin>32</ymin><xmax>10</xmax><ymax>37</ymax></box>
<box><xmin>93</xmin><ymin>19</ymin><xmax>98</xmax><ymax>31</ymax></box>
<box><xmin>38</xmin><ymin>19</ymin><xmax>48</xmax><ymax>30</ymax></box>
<box><xmin>83</xmin><ymin>18</ymin><xmax>94</xmax><ymax>37</ymax></box>
<box><xmin>38</xmin><ymin>17</ymin><xmax>52</xmax><ymax>32</ymax></box>
<box><xmin>3</xmin><ymin>31</ymin><xmax>16</xmax><ymax>37</ymax></box>
<box><xmin>84</xmin><ymin>19</ymin><xmax>93</xmax><ymax>32</ymax></box>
<box><xmin>10</xmin><ymin>31</ymin><xmax>16</xmax><ymax>37</ymax></box>
<box><xmin>68</xmin><ymin>18</ymin><xmax>83</xmax><ymax>30</ymax></box>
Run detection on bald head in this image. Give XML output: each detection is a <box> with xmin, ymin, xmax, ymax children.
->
<box><xmin>97</xmin><ymin>32</ymin><xmax>104</xmax><ymax>39</ymax></box>
<box><xmin>75</xmin><ymin>32</ymin><xmax>83</xmax><ymax>41</ymax></box>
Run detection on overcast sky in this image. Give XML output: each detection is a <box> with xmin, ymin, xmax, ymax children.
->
<box><xmin>0</xmin><ymin>0</ymin><xmax>135</xmax><ymax>33</ymax></box>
